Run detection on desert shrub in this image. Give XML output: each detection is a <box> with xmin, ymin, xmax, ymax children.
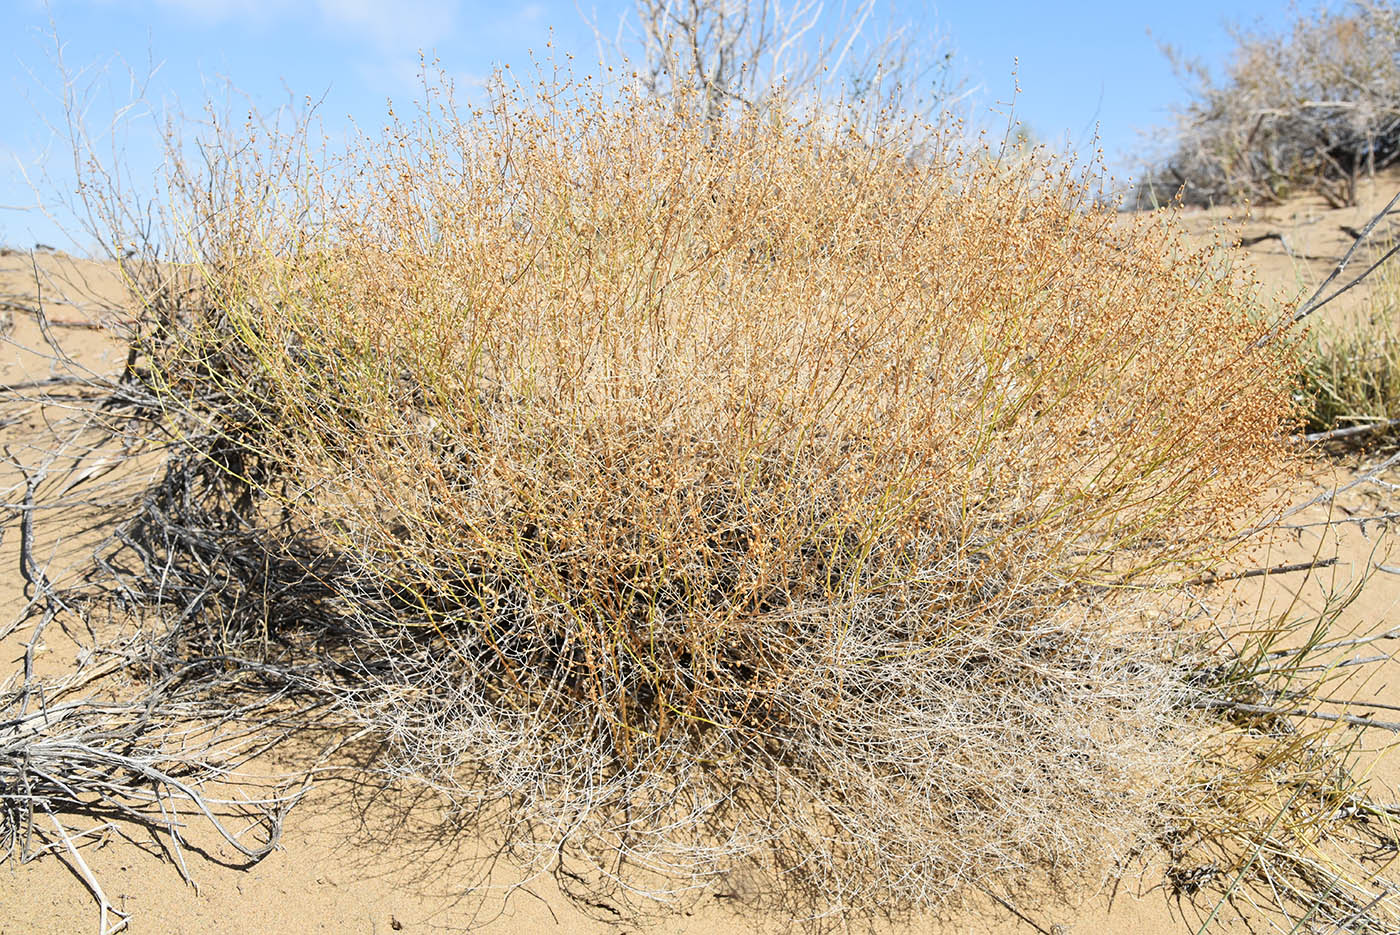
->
<box><xmin>89</xmin><ymin>74</ymin><xmax>1307</xmax><ymax>919</ymax></box>
<box><xmin>1141</xmin><ymin>0</ymin><xmax>1400</xmax><ymax>208</ymax></box>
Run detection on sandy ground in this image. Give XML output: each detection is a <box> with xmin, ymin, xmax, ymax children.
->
<box><xmin>3</xmin><ymin>175</ymin><xmax>1400</xmax><ymax>934</ymax></box>
<box><xmin>1173</xmin><ymin>171</ymin><xmax>1400</xmax><ymax>328</ymax></box>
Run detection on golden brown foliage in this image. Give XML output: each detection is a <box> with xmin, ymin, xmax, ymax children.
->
<box><xmin>112</xmin><ymin>76</ymin><xmax>1305</xmax><ymax>917</ymax></box>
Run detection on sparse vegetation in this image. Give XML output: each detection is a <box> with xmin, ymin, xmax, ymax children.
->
<box><xmin>1294</xmin><ymin>233</ymin><xmax>1400</xmax><ymax>446</ymax></box>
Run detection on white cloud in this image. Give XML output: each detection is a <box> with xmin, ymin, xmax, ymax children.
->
<box><xmin>142</xmin><ymin>0</ymin><xmax>459</xmax><ymax>51</ymax></box>
<box><xmin>315</xmin><ymin>0</ymin><xmax>458</xmax><ymax>50</ymax></box>
<box><xmin>146</xmin><ymin>0</ymin><xmax>288</xmax><ymax>24</ymax></box>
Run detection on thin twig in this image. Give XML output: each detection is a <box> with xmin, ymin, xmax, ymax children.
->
<box><xmin>1290</xmin><ymin>189</ymin><xmax>1400</xmax><ymax>326</ymax></box>
<box><xmin>1239</xmin><ymin>450</ymin><xmax>1400</xmax><ymax>536</ymax></box>
<box><xmin>1298</xmin><ymin>419</ymin><xmax>1400</xmax><ymax>445</ymax></box>
<box><xmin>42</xmin><ymin>807</ymin><xmax>129</xmax><ymax>935</ymax></box>
<box><xmin>1187</xmin><ymin>557</ymin><xmax>1338</xmax><ymax>587</ymax></box>
<box><xmin>0</xmin><ymin>375</ymin><xmax>116</xmax><ymax>394</ymax></box>
<box><xmin>1196</xmin><ymin>697</ymin><xmax>1400</xmax><ymax>732</ymax></box>
<box><xmin>1262</xmin><ymin>625</ymin><xmax>1400</xmax><ymax>660</ymax></box>
<box><xmin>1276</xmin><ymin>511</ymin><xmax>1400</xmax><ymax>531</ymax></box>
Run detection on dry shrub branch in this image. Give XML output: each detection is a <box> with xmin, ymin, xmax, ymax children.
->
<box><xmin>0</xmin><ymin>323</ymin><xmax>325</xmax><ymax>934</ymax></box>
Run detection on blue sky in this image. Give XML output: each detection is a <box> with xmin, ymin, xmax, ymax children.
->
<box><xmin>3</xmin><ymin>0</ymin><xmax>1294</xmax><ymax>249</ymax></box>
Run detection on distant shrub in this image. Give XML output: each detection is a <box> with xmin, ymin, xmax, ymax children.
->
<box><xmin>98</xmin><ymin>75</ymin><xmax>1302</xmax><ymax>919</ymax></box>
<box><xmin>1141</xmin><ymin>1</ymin><xmax>1400</xmax><ymax>208</ymax></box>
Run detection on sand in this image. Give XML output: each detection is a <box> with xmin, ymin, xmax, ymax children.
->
<box><xmin>3</xmin><ymin>176</ymin><xmax>1400</xmax><ymax>934</ymax></box>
